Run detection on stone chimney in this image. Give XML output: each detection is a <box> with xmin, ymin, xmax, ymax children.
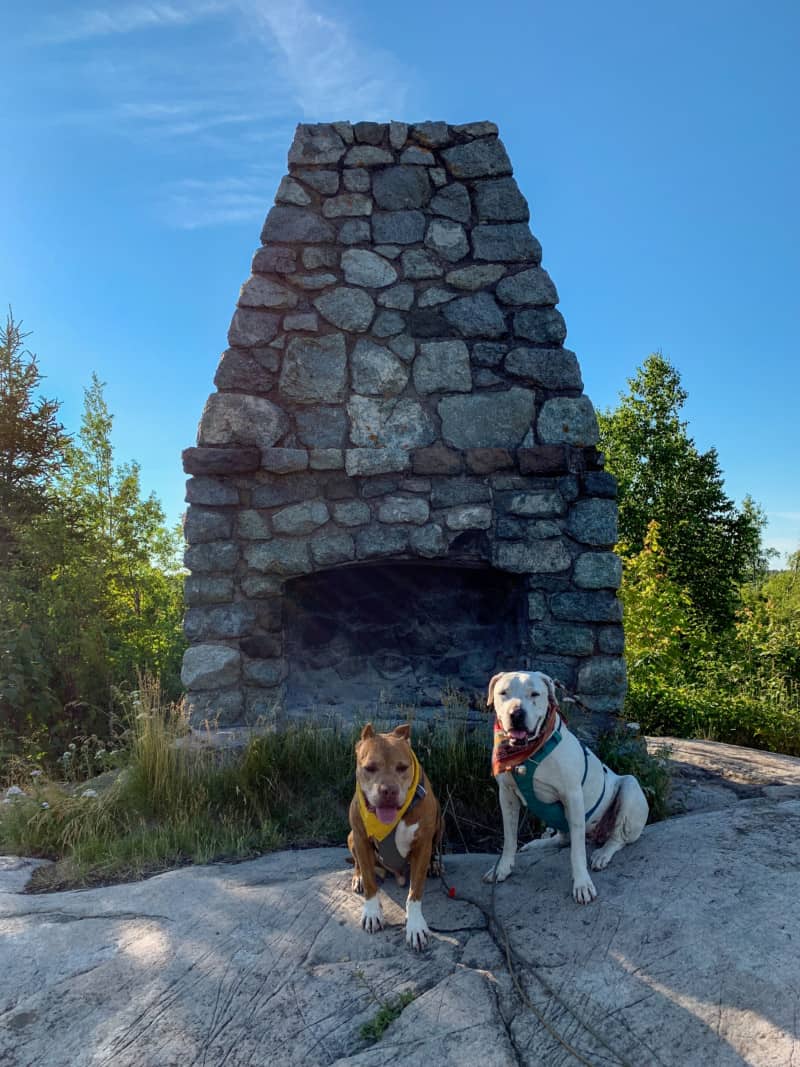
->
<box><xmin>181</xmin><ymin>120</ymin><xmax>625</xmax><ymax>730</ymax></box>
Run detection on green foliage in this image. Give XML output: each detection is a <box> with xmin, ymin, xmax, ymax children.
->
<box><xmin>598</xmin><ymin>353</ymin><xmax>769</xmax><ymax>630</ymax></box>
<box><xmin>0</xmin><ymin>310</ymin><xmax>68</xmax><ymax>549</ymax></box>
<box><xmin>596</xmin><ymin>728</ymin><xmax>672</xmax><ymax>822</ymax></box>
<box><xmin>0</xmin><ymin>319</ymin><xmax>185</xmax><ymax>756</ymax></box>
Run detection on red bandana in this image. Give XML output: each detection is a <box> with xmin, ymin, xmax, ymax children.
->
<box><xmin>491</xmin><ymin>695</ymin><xmax>563</xmax><ymax>776</ymax></box>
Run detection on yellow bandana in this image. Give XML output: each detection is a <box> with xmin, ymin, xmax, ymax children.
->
<box><xmin>356</xmin><ymin>751</ymin><xmax>421</xmax><ymax>842</ymax></box>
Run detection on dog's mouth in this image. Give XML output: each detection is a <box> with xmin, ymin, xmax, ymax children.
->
<box><xmin>365</xmin><ymin>798</ymin><xmax>401</xmax><ymax>824</ymax></box>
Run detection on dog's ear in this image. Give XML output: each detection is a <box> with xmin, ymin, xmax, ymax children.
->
<box><xmin>543</xmin><ymin>675</ymin><xmax>556</xmax><ymax>705</ymax></box>
<box><xmin>486</xmin><ymin>673</ymin><xmax>505</xmax><ymax>708</ymax></box>
<box><xmin>392</xmin><ymin>723</ymin><xmax>411</xmax><ymax>740</ymax></box>
<box><xmin>360</xmin><ymin>723</ymin><xmax>375</xmax><ymax>741</ymax></box>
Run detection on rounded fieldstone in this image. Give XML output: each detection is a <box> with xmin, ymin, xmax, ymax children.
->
<box><xmin>378</xmin><ymin>283</ymin><xmax>414</xmax><ymax>310</ymax></box>
<box><xmin>272</xmin><ymin>500</ymin><xmax>330</xmax><ymax>535</ymax></box>
<box><xmin>344</xmin><ymin>448</ymin><xmax>410</xmax><ymax>476</ymax></box>
<box><xmin>184</xmin><ymin>541</ymin><xmax>238</xmax><ymax>573</ymax></box>
<box><xmin>310</xmin><ymin>531</ymin><xmax>356</xmax><ymax>567</ymax></box>
<box><xmin>439</xmin><ymin>388</ymin><xmax>535</xmax><ymax>449</ymax></box>
<box><xmin>505</xmin><ymin>348</ymin><xmax>583</xmax><ymax>390</ymax></box>
<box><xmin>445</xmin><ymin>264</ymin><xmax>506</xmax><ymax>290</ymax></box>
<box><xmin>513</xmin><ymin>308</ymin><xmax>567</xmax><ymax>344</ymax></box>
<box><xmin>332</xmin><ymin>500</ymin><xmax>371</xmax><ymax>526</ymax></box>
<box><xmin>445</xmin><ymin>505</ymin><xmax>492</xmax><ymax>530</ymax></box>
<box><xmin>345</xmin><ymin>145</ymin><xmax>393</xmax><ymax>166</ymax></box>
<box><xmin>228</xmin><ymin>309</ymin><xmax>281</xmax><ymax>347</ymax></box>
<box><xmin>341</xmin><ymin>249</ymin><xmax>397</xmax><ymax>288</ymax></box>
<box><xmin>473</xmin><ymin>178</ymin><xmax>529</xmax><ymax>222</ymax></box>
<box><xmin>322</xmin><ymin>193</ymin><xmax>373</xmax><ymax>218</ymax></box>
<box><xmin>417</xmin><ymin>287</ymin><xmax>456</xmax><ymax>308</ymax></box>
<box><xmin>352</xmin><ymin>339</ymin><xmax>409</xmax><ymax>396</ymax></box>
<box><xmin>373</xmin><ymin>166</ymin><xmax>432</xmax><ymax>210</ymax></box>
<box><xmin>537</xmin><ymin>397</ymin><xmax>599</xmax><ymax>447</ymax></box>
<box><xmin>425</xmin><ymin>219</ymin><xmax>469</xmax><ymax>262</ymax></box>
<box><xmin>314</xmin><ymin>288</ymin><xmax>375</xmax><ymax>332</ymax></box>
<box><xmin>348</xmin><ymin>396</ymin><xmax>436</xmax><ymax>450</ymax></box>
<box><xmin>279</xmin><ymin>333</ymin><xmax>348</xmax><ymax>403</ymax></box>
<box><xmin>338</xmin><ymin>219</ymin><xmax>372</xmax><ymax>244</ymax></box>
<box><xmin>472</xmin><ymin>224</ymin><xmax>542</xmax><ymax>263</ymax></box>
<box><xmin>442</xmin><ymin>292</ymin><xmax>506</xmax><ymax>338</ymax></box>
<box><xmin>275</xmin><ymin>176</ymin><xmax>311</xmax><ymax>205</ymax></box>
<box><xmin>413</xmin><ymin>341</ymin><xmax>472</xmax><ymax>394</ymax></box>
<box><xmin>244</xmin><ymin>540</ymin><xmax>312</xmax><ymax>576</ymax></box>
<box><xmin>198</xmin><ymin>393</ymin><xmax>288</xmax><ymax>449</ymax></box>
<box><xmin>237</xmin><ymin>510</ymin><xmax>272</xmax><ymax>540</ymax></box>
<box><xmin>372</xmin><ymin>311</ymin><xmax>406</xmax><ymax>337</ymax></box>
<box><xmin>238</xmin><ymin>276</ymin><xmax>298</xmax><ymax>310</ymax></box>
<box><xmin>401</xmin><ymin>249</ymin><xmax>443</xmax><ymax>278</ymax></box>
<box><xmin>530</xmin><ymin>625</ymin><xmax>595</xmax><ymax>656</ymax></box>
<box><xmin>409</xmin><ymin>524</ymin><xmax>446</xmax><ymax>557</ymax></box>
<box><xmin>551</xmin><ymin>590</ymin><xmax>623</xmax><ymax>622</ymax></box>
<box><xmin>184</xmin><ymin>575</ymin><xmax>234</xmax><ymax>605</ymax></box>
<box><xmin>377</xmin><ymin>496</ymin><xmax>430</xmax><ymax>524</ymax></box>
<box><xmin>260</xmin><ymin>206</ymin><xmax>335</xmax><ymax>244</ymax></box>
<box><xmin>185</xmin><ymin>477</ymin><xmax>239</xmax><ymax>506</ymax></box>
<box><xmin>294</xmin><ymin>169</ymin><xmax>340</xmax><ymax>195</ymax></box>
<box><xmin>507</xmin><ymin>491</ymin><xmax>565</xmax><ymax>517</ymax></box>
<box><xmin>296</xmin><ymin>406</ymin><xmax>347</xmax><ymax>448</ymax></box>
<box><xmin>287</xmin><ymin>124</ymin><xmax>346</xmax><ymax>165</ymax></box>
<box><xmin>430</xmin><ymin>183</ymin><xmax>471</xmax><ymax>222</ymax></box>
<box><xmin>184</xmin><ymin>603</ymin><xmax>257</xmax><ymax>640</ymax></box>
<box><xmin>573</xmin><ymin>552</ymin><xmax>623</xmax><ymax>589</ymax></box>
<box><xmin>493</xmin><ymin>540</ymin><xmax>571</xmax><ymax>573</ymax></box>
<box><xmin>578</xmin><ymin>657</ymin><xmax>627</xmax><ymax>695</ymax></box>
<box><xmin>496</xmin><ymin>269</ymin><xmax>558</xmax><ymax>306</ymax></box>
<box><xmin>183</xmin><ymin>508</ymin><xmax>233</xmax><ymax>544</ymax></box>
<box><xmin>260</xmin><ymin>448</ymin><xmax>309</xmax><ymax>474</ymax></box>
<box><xmin>441</xmin><ymin>138</ymin><xmax>512</xmax><ymax>178</ymax></box>
<box><xmin>566</xmin><ymin>498</ymin><xmax>618</xmax><ymax>546</ymax></box>
<box><xmin>373</xmin><ymin>211</ymin><xmax>426</xmax><ymax>245</ymax></box>
<box><xmin>181</xmin><ymin>645</ymin><xmax>241</xmax><ymax>690</ymax></box>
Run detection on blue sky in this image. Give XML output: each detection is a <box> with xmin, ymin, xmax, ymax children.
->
<box><xmin>3</xmin><ymin>0</ymin><xmax>799</xmax><ymax>560</ymax></box>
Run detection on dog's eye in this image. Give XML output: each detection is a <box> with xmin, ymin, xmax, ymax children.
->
<box><xmin>396</xmin><ymin>763</ymin><xmax>409</xmax><ymax>773</ymax></box>
<box><xmin>364</xmin><ymin>764</ymin><xmax>378</xmax><ymax>774</ymax></box>
<box><xmin>499</xmin><ymin>690</ymin><xmax>508</xmax><ymax>697</ymax></box>
<box><xmin>530</xmin><ymin>691</ymin><xmax>538</xmax><ymax>698</ymax></box>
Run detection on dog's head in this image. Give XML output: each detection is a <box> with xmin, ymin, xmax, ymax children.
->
<box><xmin>355</xmin><ymin>723</ymin><xmax>416</xmax><ymax>826</ymax></box>
<box><xmin>486</xmin><ymin>670</ymin><xmax>556</xmax><ymax>744</ymax></box>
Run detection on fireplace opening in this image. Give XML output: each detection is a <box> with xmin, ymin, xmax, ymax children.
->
<box><xmin>282</xmin><ymin>563</ymin><xmax>528</xmax><ymax>715</ymax></box>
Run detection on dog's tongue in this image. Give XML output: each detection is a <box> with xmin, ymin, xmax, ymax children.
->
<box><xmin>509</xmin><ymin>729</ymin><xmax>528</xmax><ymax>741</ymax></box>
<box><xmin>376</xmin><ymin>805</ymin><xmax>399</xmax><ymax>824</ymax></box>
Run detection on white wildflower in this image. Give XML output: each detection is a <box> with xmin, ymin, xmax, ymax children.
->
<box><xmin>30</xmin><ymin>769</ymin><xmax>43</xmax><ymax>778</ymax></box>
<box><xmin>41</xmin><ymin>801</ymin><xmax>50</xmax><ymax>809</ymax></box>
<box><xmin>81</xmin><ymin>789</ymin><xmax>98</xmax><ymax>798</ymax></box>
<box><xmin>5</xmin><ymin>786</ymin><xmax>26</xmax><ymax>798</ymax></box>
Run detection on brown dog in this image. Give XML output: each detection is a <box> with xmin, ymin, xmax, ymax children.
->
<box><xmin>347</xmin><ymin>723</ymin><xmax>443</xmax><ymax>950</ymax></box>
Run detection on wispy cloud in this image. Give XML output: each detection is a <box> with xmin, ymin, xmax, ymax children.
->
<box><xmin>37</xmin><ymin>1</ymin><xmax>229</xmax><ymax>44</ymax></box>
<box><xmin>33</xmin><ymin>0</ymin><xmax>416</xmax><ymax>227</ymax></box>
<box><xmin>242</xmin><ymin>0</ymin><xmax>412</xmax><ymax>120</ymax></box>
<box><xmin>161</xmin><ymin>175</ymin><xmax>275</xmax><ymax>229</ymax></box>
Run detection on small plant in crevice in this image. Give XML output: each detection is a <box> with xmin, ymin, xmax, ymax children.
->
<box><xmin>354</xmin><ymin>969</ymin><xmax>416</xmax><ymax>1044</ymax></box>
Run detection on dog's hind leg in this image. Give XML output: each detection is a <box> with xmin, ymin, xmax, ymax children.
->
<box><xmin>519</xmin><ymin>829</ymin><xmax>569</xmax><ymax>853</ymax></box>
<box><xmin>590</xmin><ymin>776</ymin><xmax>649</xmax><ymax>871</ymax></box>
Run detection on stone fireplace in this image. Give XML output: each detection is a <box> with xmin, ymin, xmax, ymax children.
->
<box><xmin>181</xmin><ymin>120</ymin><xmax>625</xmax><ymax>729</ymax></box>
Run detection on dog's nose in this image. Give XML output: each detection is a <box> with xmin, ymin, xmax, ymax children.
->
<box><xmin>378</xmin><ymin>783</ymin><xmax>398</xmax><ymax>800</ymax></box>
<box><xmin>510</xmin><ymin>707</ymin><xmax>526</xmax><ymax>731</ymax></box>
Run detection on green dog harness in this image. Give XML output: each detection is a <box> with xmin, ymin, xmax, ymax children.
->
<box><xmin>510</xmin><ymin>727</ymin><xmax>608</xmax><ymax>833</ymax></box>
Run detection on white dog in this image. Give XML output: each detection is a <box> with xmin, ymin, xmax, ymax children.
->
<box><xmin>483</xmin><ymin>670</ymin><xmax>648</xmax><ymax>904</ymax></box>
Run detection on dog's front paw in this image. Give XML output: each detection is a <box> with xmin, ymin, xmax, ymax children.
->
<box><xmin>405</xmin><ymin>901</ymin><xmax>429</xmax><ymax>951</ymax></box>
<box><xmin>572</xmin><ymin>875</ymin><xmax>597</xmax><ymax>905</ymax></box>
<box><xmin>428</xmin><ymin>853</ymin><xmax>444</xmax><ymax>878</ymax></box>
<box><xmin>482</xmin><ymin>857</ymin><xmax>514</xmax><ymax>883</ymax></box>
<box><xmin>361</xmin><ymin>896</ymin><xmax>384</xmax><ymax>934</ymax></box>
